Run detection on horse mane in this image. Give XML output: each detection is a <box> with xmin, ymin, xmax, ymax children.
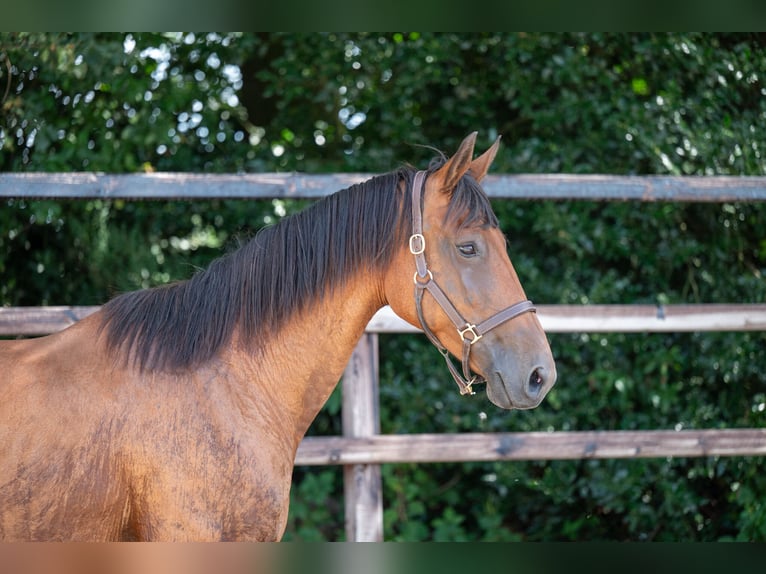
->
<box><xmin>100</xmin><ymin>157</ymin><xmax>498</xmax><ymax>372</ymax></box>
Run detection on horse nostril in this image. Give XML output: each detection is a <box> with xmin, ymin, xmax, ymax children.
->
<box><xmin>528</xmin><ymin>368</ymin><xmax>544</xmax><ymax>392</ymax></box>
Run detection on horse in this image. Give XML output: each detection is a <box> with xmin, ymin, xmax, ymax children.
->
<box><xmin>0</xmin><ymin>132</ymin><xmax>556</xmax><ymax>541</ymax></box>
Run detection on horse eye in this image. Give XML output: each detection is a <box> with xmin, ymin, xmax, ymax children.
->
<box><xmin>457</xmin><ymin>243</ymin><xmax>478</xmax><ymax>257</ymax></box>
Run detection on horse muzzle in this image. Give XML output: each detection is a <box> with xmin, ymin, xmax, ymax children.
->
<box><xmin>483</xmin><ymin>343</ymin><xmax>557</xmax><ymax>410</ymax></box>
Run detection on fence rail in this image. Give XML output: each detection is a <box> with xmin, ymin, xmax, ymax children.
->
<box><xmin>296</xmin><ymin>428</ymin><xmax>766</xmax><ymax>464</ymax></box>
<box><xmin>3</xmin><ymin>172</ymin><xmax>766</xmax><ymax>201</ymax></box>
<box><xmin>2</xmin><ymin>172</ymin><xmax>765</xmax><ymax>541</ymax></box>
<box><xmin>4</xmin><ymin>304</ymin><xmax>766</xmax><ymax>337</ymax></box>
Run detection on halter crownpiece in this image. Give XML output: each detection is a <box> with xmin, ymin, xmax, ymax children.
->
<box><xmin>409</xmin><ymin>170</ymin><xmax>536</xmax><ymax>395</ymax></box>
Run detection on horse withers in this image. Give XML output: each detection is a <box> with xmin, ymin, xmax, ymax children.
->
<box><xmin>0</xmin><ymin>133</ymin><xmax>556</xmax><ymax>541</ymax></box>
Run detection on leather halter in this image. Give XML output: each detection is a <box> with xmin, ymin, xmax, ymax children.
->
<box><xmin>410</xmin><ymin>170</ymin><xmax>536</xmax><ymax>396</ymax></box>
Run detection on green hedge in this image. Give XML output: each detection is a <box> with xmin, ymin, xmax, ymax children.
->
<box><xmin>2</xmin><ymin>33</ymin><xmax>765</xmax><ymax>540</ymax></box>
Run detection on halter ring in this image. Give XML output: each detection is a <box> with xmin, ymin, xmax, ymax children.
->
<box><xmin>413</xmin><ymin>269</ymin><xmax>433</xmax><ymax>286</ymax></box>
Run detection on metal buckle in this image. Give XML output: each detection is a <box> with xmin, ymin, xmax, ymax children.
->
<box><xmin>458</xmin><ymin>323</ymin><xmax>482</xmax><ymax>345</ymax></box>
<box><xmin>409</xmin><ymin>233</ymin><xmax>426</xmax><ymax>255</ymax></box>
<box><xmin>459</xmin><ymin>377</ymin><xmax>478</xmax><ymax>396</ymax></box>
<box><xmin>413</xmin><ymin>269</ymin><xmax>433</xmax><ymax>286</ymax></box>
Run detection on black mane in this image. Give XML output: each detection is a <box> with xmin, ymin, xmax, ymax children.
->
<box><xmin>100</xmin><ymin>159</ymin><xmax>497</xmax><ymax>371</ymax></box>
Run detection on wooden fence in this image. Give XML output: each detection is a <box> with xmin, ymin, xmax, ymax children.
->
<box><xmin>2</xmin><ymin>172</ymin><xmax>766</xmax><ymax>541</ymax></box>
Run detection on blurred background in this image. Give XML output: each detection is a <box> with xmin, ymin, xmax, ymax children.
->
<box><xmin>1</xmin><ymin>32</ymin><xmax>765</xmax><ymax>540</ymax></box>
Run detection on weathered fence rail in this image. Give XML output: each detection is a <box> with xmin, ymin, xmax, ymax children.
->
<box><xmin>3</xmin><ymin>172</ymin><xmax>766</xmax><ymax>201</ymax></box>
<box><xmin>5</xmin><ymin>304</ymin><xmax>766</xmax><ymax>337</ymax></box>
<box><xmin>2</xmin><ymin>172</ymin><xmax>765</xmax><ymax>541</ymax></box>
<box><xmin>296</xmin><ymin>428</ymin><xmax>766</xmax><ymax>464</ymax></box>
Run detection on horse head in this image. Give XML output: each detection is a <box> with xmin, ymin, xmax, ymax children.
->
<box><xmin>385</xmin><ymin>132</ymin><xmax>557</xmax><ymax>410</ymax></box>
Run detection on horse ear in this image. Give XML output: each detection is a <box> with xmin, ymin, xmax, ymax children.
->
<box><xmin>432</xmin><ymin>132</ymin><xmax>478</xmax><ymax>193</ymax></box>
<box><xmin>469</xmin><ymin>135</ymin><xmax>501</xmax><ymax>182</ymax></box>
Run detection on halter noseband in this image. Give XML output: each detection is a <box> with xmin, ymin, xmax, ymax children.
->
<box><xmin>410</xmin><ymin>170</ymin><xmax>536</xmax><ymax>396</ymax></box>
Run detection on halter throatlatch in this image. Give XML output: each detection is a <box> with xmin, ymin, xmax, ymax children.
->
<box><xmin>409</xmin><ymin>170</ymin><xmax>536</xmax><ymax>395</ymax></box>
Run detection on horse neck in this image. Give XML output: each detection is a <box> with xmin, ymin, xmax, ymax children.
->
<box><xmin>229</xmin><ymin>271</ymin><xmax>386</xmax><ymax>442</ymax></box>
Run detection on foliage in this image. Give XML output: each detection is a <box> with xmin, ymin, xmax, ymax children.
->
<box><xmin>2</xmin><ymin>33</ymin><xmax>766</xmax><ymax>541</ymax></box>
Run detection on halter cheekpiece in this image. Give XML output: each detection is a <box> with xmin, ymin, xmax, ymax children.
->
<box><xmin>409</xmin><ymin>170</ymin><xmax>536</xmax><ymax>396</ymax></box>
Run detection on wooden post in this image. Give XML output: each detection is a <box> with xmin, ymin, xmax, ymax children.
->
<box><xmin>341</xmin><ymin>333</ymin><xmax>383</xmax><ymax>542</ymax></box>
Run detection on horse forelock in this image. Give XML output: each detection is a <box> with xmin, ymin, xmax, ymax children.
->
<box><xmin>427</xmin><ymin>155</ymin><xmax>499</xmax><ymax>230</ymax></box>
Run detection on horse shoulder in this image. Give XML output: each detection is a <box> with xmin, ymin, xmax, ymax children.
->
<box><xmin>113</xmin><ymin>364</ymin><xmax>295</xmax><ymax>541</ymax></box>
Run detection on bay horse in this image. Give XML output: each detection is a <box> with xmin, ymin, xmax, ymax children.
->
<box><xmin>0</xmin><ymin>132</ymin><xmax>556</xmax><ymax>541</ymax></box>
